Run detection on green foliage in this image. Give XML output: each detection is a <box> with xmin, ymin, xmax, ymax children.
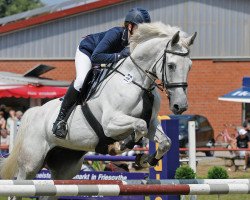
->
<box><xmin>91</xmin><ymin>161</ymin><xmax>104</xmax><ymax>171</ymax></box>
<box><xmin>175</xmin><ymin>165</ymin><xmax>196</xmax><ymax>179</ymax></box>
<box><xmin>0</xmin><ymin>0</ymin><xmax>43</xmax><ymax>18</ymax></box>
<box><xmin>207</xmin><ymin>166</ymin><xmax>229</xmax><ymax>179</ymax></box>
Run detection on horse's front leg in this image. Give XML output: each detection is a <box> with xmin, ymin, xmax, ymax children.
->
<box><xmin>106</xmin><ymin>114</ymin><xmax>148</xmax><ymax>137</ymax></box>
<box><xmin>105</xmin><ymin>114</ymin><xmax>148</xmax><ymax>154</ymax></box>
<box><xmin>136</xmin><ymin>119</ymin><xmax>172</xmax><ymax>167</ymax></box>
<box><xmin>148</xmin><ymin>123</ymin><xmax>172</xmax><ymax>166</ymax></box>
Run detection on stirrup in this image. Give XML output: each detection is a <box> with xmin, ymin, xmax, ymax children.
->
<box><xmin>52</xmin><ymin>120</ymin><xmax>68</xmax><ymax>139</ymax></box>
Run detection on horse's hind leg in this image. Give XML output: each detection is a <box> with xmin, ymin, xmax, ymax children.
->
<box><xmin>9</xmin><ymin>141</ymin><xmax>49</xmax><ymax>200</ymax></box>
<box><xmin>16</xmin><ymin>142</ymin><xmax>49</xmax><ymax>180</ymax></box>
<box><xmin>50</xmin><ymin>156</ymin><xmax>84</xmax><ymax>180</ymax></box>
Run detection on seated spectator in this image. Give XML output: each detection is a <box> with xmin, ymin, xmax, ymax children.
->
<box><xmin>236</xmin><ymin>128</ymin><xmax>250</xmax><ymax>171</ymax></box>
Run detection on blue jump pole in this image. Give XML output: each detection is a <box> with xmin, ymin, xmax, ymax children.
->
<box><xmin>84</xmin><ymin>155</ymin><xmax>136</xmax><ymax>162</ymax></box>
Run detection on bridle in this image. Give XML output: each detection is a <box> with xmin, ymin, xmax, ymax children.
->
<box><xmin>129</xmin><ymin>39</ymin><xmax>189</xmax><ymax>93</ymax></box>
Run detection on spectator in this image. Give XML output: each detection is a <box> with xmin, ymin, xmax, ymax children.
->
<box><xmin>6</xmin><ymin>109</ymin><xmax>16</xmax><ymax>132</ymax></box>
<box><xmin>0</xmin><ymin>104</ymin><xmax>8</xmax><ymax>119</ymax></box>
<box><xmin>236</xmin><ymin>128</ymin><xmax>250</xmax><ymax>171</ymax></box>
<box><xmin>243</xmin><ymin>119</ymin><xmax>250</xmax><ymax>139</ymax></box>
<box><xmin>15</xmin><ymin>110</ymin><xmax>23</xmax><ymax>132</ymax></box>
<box><xmin>0</xmin><ymin>111</ymin><xmax>6</xmax><ymax>130</ymax></box>
<box><xmin>0</xmin><ymin>128</ymin><xmax>9</xmax><ymax>154</ymax></box>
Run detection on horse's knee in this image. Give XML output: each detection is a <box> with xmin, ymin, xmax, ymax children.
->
<box><xmin>134</xmin><ymin>120</ymin><xmax>148</xmax><ymax>135</ymax></box>
<box><xmin>158</xmin><ymin>138</ymin><xmax>172</xmax><ymax>153</ymax></box>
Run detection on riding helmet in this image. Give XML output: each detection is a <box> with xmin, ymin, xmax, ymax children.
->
<box><xmin>125</xmin><ymin>8</ymin><xmax>151</xmax><ymax>25</ymax></box>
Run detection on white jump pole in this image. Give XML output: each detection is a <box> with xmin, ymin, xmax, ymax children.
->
<box><xmin>188</xmin><ymin>121</ymin><xmax>196</xmax><ymax>172</ymax></box>
<box><xmin>188</xmin><ymin>121</ymin><xmax>197</xmax><ymax>200</ymax></box>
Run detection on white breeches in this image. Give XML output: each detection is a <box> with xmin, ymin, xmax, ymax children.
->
<box><xmin>74</xmin><ymin>47</ymin><xmax>92</xmax><ymax>91</ymax></box>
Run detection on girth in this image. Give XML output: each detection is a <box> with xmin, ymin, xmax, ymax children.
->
<box><xmin>141</xmin><ymin>91</ymin><xmax>154</xmax><ymax>128</ymax></box>
<box><xmin>81</xmin><ymin>103</ymin><xmax>116</xmax><ymax>154</ymax></box>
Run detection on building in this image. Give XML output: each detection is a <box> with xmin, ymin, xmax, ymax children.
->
<box><xmin>1</xmin><ymin>0</ymin><xmax>250</xmax><ymax>136</ymax></box>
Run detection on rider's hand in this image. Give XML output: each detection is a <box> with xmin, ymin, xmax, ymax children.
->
<box><xmin>118</xmin><ymin>47</ymin><xmax>130</xmax><ymax>60</ymax></box>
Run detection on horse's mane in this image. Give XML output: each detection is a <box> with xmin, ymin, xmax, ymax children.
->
<box><xmin>130</xmin><ymin>22</ymin><xmax>188</xmax><ymax>51</ymax></box>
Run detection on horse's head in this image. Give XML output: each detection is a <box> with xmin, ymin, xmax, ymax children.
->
<box><xmin>156</xmin><ymin>31</ymin><xmax>197</xmax><ymax>114</ymax></box>
<box><xmin>130</xmin><ymin>22</ymin><xmax>197</xmax><ymax>115</ymax></box>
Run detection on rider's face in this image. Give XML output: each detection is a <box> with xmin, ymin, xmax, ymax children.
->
<box><xmin>128</xmin><ymin>23</ymin><xmax>138</xmax><ymax>37</ymax></box>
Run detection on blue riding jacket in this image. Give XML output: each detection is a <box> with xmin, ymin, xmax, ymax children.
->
<box><xmin>79</xmin><ymin>27</ymin><xmax>128</xmax><ymax>64</ymax></box>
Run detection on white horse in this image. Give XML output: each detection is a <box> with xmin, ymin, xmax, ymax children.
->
<box><xmin>0</xmin><ymin>22</ymin><xmax>196</xmax><ymax>184</ymax></box>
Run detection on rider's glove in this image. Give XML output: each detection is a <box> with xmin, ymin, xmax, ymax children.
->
<box><xmin>117</xmin><ymin>47</ymin><xmax>130</xmax><ymax>61</ymax></box>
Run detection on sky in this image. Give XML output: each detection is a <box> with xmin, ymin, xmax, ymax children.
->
<box><xmin>41</xmin><ymin>0</ymin><xmax>69</xmax><ymax>6</ymax></box>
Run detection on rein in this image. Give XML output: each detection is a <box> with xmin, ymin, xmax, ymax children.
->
<box><xmin>129</xmin><ymin>56</ymin><xmax>162</xmax><ymax>91</ymax></box>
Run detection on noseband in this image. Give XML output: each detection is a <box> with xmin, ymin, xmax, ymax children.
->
<box><xmin>129</xmin><ymin>39</ymin><xmax>189</xmax><ymax>92</ymax></box>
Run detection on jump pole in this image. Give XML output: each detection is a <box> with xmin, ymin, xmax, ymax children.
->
<box><xmin>1</xmin><ymin>179</ymin><xmax>250</xmax><ymax>185</ymax></box>
<box><xmin>84</xmin><ymin>155</ymin><xmax>136</xmax><ymax>161</ymax></box>
<box><xmin>188</xmin><ymin>121</ymin><xmax>196</xmax><ymax>173</ymax></box>
<box><xmin>188</xmin><ymin>121</ymin><xmax>197</xmax><ymax>200</ymax></box>
<box><xmin>0</xmin><ymin>184</ymin><xmax>249</xmax><ymax>196</ymax></box>
<box><xmin>126</xmin><ymin>179</ymin><xmax>250</xmax><ymax>185</ymax></box>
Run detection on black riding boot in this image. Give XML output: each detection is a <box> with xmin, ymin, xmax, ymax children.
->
<box><xmin>52</xmin><ymin>83</ymin><xmax>79</xmax><ymax>139</ymax></box>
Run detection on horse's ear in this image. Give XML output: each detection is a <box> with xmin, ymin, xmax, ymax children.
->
<box><xmin>171</xmin><ymin>31</ymin><xmax>180</xmax><ymax>47</ymax></box>
<box><xmin>185</xmin><ymin>32</ymin><xmax>197</xmax><ymax>46</ymax></box>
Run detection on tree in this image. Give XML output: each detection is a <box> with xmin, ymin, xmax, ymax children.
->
<box><xmin>0</xmin><ymin>0</ymin><xmax>43</xmax><ymax>18</ymax></box>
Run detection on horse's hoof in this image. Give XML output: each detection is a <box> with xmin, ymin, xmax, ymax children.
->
<box><xmin>108</xmin><ymin>142</ymin><xmax>121</xmax><ymax>155</ymax></box>
<box><xmin>135</xmin><ymin>154</ymin><xmax>150</xmax><ymax>168</ymax></box>
<box><xmin>147</xmin><ymin>155</ymin><xmax>160</xmax><ymax>167</ymax></box>
<box><xmin>119</xmin><ymin>143</ymin><xmax>128</xmax><ymax>151</ymax></box>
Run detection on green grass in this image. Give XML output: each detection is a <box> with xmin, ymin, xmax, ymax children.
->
<box><xmin>0</xmin><ymin>198</ymin><xmax>32</xmax><ymax>200</ymax></box>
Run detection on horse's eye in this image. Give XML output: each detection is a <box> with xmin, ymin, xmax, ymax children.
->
<box><xmin>168</xmin><ymin>63</ymin><xmax>176</xmax><ymax>71</ymax></box>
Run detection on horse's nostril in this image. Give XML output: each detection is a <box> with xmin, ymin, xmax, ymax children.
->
<box><xmin>174</xmin><ymin>104</ymin><xmax>179</xmax><ymax>110</ymax></box>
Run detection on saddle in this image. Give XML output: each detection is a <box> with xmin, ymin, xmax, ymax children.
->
<box><xmin>79</xmin><ymin>66</ymin><xmax>105</xmax><ymax>102</ymax></box>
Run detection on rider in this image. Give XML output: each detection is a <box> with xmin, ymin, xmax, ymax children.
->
<box><xmin>52</xmin><ymin>8</ymin><xmax>151</xmax><ymax>139</ymax></box>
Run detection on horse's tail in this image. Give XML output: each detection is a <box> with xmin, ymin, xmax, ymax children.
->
<box><xmin>0</xmin><ymin>108</ymin><xmax>31</xmax><ymax>179</ymax></box>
